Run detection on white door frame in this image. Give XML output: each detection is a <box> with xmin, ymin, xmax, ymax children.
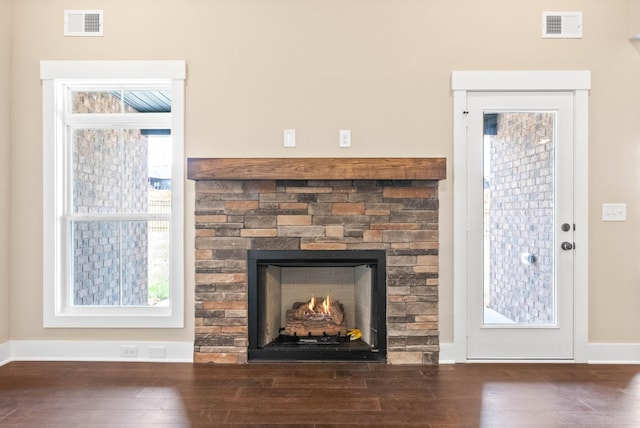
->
<box><xmin>451</xmin><ymin>71</ymin><xmax>591</xmax><ymax>362</ymax></box>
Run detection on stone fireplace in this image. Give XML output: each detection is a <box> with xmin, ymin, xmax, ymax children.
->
<box><xmin>188</xmin><ymin>158</ymin><xmax>446</xmax><ymax>364</ymax></box>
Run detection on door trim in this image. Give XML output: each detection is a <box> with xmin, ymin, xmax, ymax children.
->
<box><xmin>451</xmin><ymin>71</ymin><xmax>591</xmax><ymax>363</ymax></box>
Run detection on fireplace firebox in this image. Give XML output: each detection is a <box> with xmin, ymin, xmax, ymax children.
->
<box><xmin>248</xmin><ymin>250</ymin><xmax>387</xmax><ymax>361</ymax></box>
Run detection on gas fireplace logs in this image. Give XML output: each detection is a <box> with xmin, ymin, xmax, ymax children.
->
<box><xmin>283</xmin><ymin>296</ymin><xmax>347</xmax><ymax>337</ymax></box>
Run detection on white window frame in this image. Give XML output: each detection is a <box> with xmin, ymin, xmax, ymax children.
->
<box><xmin>41</xmin><ymin>60</ymin><xmax>186</xmax><ymax>328</ymax></box>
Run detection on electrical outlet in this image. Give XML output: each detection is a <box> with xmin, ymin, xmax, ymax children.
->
<box><xmin>120</xmin><ymin>345</ymin><xmax>138</xmax><ymax>358</ymax></box>
<box><xmin>148</xmin><ymin>346</ymin><xmax>167</xmax><ymax>358</ymax></box>
<box><xmin>602</xmin><ymin>203</ymin><xmax>626</xmax><ymax>222</ymax></box>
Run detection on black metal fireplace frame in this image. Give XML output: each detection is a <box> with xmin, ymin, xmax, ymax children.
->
<box><xmin>247</xmin><ymin>249</ymin><xmax>387</xmax><ymax>362</ymax></box>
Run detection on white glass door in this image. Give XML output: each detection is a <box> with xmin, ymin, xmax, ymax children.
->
<box><xmin>466</xmin><ymin>92</ymin><xmax>575</xmax><ymax>359</ymax></box>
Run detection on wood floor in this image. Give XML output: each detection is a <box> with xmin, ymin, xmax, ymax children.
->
<box><xmin>1</xmin><ymin>361</ymin><xmax>640</xmax><ymax>427</ymax></box>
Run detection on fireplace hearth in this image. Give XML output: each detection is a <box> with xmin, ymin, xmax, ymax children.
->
<box><xmin>188</xmin><ymin>157</ymin><xmax>445</xmax><ymax>364</ymax></box>
<box><xmin>248</xmin><ymin>250</ymin><xmax>387</xmax><ymax>361</ymax></box>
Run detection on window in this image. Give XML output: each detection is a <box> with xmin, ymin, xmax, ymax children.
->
<box><xmin>41</xmin><ymin>61</ymin><xmax>185</xmax><ymax>327</ymax></box>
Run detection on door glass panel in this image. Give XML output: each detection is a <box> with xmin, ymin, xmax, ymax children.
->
<box><xmin>483</xmin><ymin>111</ymin><xmax>556</xmax><ymax>325</ymax></box>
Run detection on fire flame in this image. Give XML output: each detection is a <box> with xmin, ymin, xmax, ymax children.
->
<box><xmin>322</xmin><ymin>294</ymin><xmax>331</xmax><ymax>315</ymax></box>
<box><xmin>307</xmin><ymin>294</ymin><xmax>332</xmax><ymax>315</ymax></box>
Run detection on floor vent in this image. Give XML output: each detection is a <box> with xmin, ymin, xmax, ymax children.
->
<box><xmin>542</xmin><ymin>12</ymin><xmax>582</xmax><ymax>39</ymax></box>
<box><xmin>64</xmin><ymin>10</ymin><xmax>104</xmax><ymax>37</ymax></box>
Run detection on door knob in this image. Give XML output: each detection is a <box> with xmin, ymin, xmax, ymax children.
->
<box><xmin>561</xmin><ymin>241</ymin><xmax>574</xmax><ymax>251</ymax></box>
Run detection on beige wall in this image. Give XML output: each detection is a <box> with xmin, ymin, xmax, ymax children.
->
<box><xmin>7</xmin><ymin>0</ymin><xmax>640</xmax><ymax>344</ymax></box>
<box><xmin>0</xmin><ymin>0</ymin><xmax>12</xmax><ymax>344</ymax></box>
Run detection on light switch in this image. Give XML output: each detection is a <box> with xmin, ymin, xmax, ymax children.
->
<box><xmin>602</xmin><ymin>203</ymin><xmax>626</xmax><ymax>222</ymax></box>
<box><xmin>284</xmin><ymin>129</ymin><xmax>296</xmax><ymax>148</ymax></box>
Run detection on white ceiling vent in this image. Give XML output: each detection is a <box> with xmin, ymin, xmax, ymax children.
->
<box><xmin>542</xmin><ymin>12</ymin><xmax>582</xmax><ymax>39</ymax></box>
<box><xmin>64</xmin><ymin>10</ymin><xmax>104</xmax><ymax>37</ymax></box>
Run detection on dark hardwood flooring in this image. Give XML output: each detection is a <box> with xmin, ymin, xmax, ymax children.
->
<box><xmin>1</xmin><ymin>361</ymin><xmax>639</xmax><ymax>427</ymax></box>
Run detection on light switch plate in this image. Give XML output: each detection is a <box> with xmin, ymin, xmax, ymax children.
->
<box><xmin>339</xmin><ymin>130</ymin><xmax>351</xmax><ymax>148</ymax></box>
<box><xmin>602</xmin><ymin>203</ymin><xmax>626</xmax><ymax>222</ymax></box>
<box><xmin>284</xmin><ymin>129</ymin><xmax>296</xmax><ymax>148</ymax></box>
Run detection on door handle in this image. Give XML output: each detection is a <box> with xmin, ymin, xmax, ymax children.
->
<box><xmin>561</xmin><ymin>241</ymin><xmax>574</xmax><ymax>251</ymax></box>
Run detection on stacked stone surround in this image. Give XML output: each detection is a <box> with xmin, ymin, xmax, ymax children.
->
<box><xmin>194</xmin><ymin>179</ymin><xmax>440</xmax><ymax>364</ymax></box>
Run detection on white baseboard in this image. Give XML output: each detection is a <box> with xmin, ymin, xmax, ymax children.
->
<box><xmin>438</xmin><ymin>342</ymin><xmax>456</xmax><ymax>364</ymax></box>
<box><xmin>9</xmin><ymin>340</ymin><xmax>193</xmax><ymax>363</ymax></box>
<box><xmin>439</xmin><ymin>342</ymin><xmax>640</xmax><ymax>364</ymax></box>
<box><xmin>586</xmin><ymin>343</ymin><xmax>640</xmax><ymax>364</ymax></box>
<box><xmin>3</xmin><ymin>341</ymin><xmax>638</xmax><ymax>365</ymax></box>
<box><xmin>0</xmin><ymin>341</ymin><xmax>11</xmax><ymax>366</ymax></box>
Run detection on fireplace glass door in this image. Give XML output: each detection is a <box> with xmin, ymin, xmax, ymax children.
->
<box><xmin>248</xmin><ymin>250</ymin><xmax>387</xmax><ymax>361</ymax></box>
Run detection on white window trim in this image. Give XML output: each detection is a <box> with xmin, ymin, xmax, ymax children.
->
<box><xmin>41</xmin><ymin>60</ymin><xmax>186</xmax><ymax>328</ymax></box>
<box><xmin>450</xmin><ymin>70</ymin><xmax>590</xmax><ymax>362</ymax></box>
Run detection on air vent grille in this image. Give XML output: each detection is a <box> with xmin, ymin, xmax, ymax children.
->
<box><xmin>84</xmin><ymin>13</ymin><xmax>101</xmax><ymax>33</ymax></box>
<box><xmin>64</xmin><ymin>10</ymin><xmax>103</xmax><ymax>37</ymax></box>
<box><xmin>545</xmin><ymin>15</ymin><xmax>562</xmax><ymax>35</ymax></box>
<box><xmin>542</xmin><ymin>12</ymin><xmax>582</xmax><ymax>39</ymax></box>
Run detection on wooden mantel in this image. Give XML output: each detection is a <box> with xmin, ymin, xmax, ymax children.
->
<box><xmin>187</xmin><ymin>158</ymin><xmax>446</xmax><ymax>181</ymax></box>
